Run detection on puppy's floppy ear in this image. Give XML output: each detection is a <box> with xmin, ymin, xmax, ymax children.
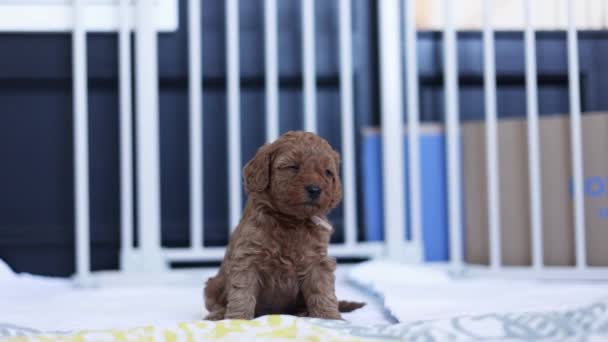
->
<box><xmin>243</xmin><ymin>143</ymin><xmax>274</xmax><ymax>194</ymax></box>
<box><xmin>330</xmin><ymin>149</ymin><xmax>343</xmax><ymax>208</ymax></box>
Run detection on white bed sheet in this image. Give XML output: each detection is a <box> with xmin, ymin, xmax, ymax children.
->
<box><xmin>348</xmin><ymin>261</ymin><xmax>608</xmax><ymax>323</ymax></box>
<box><xmin>0</xmin><ymin>262</ymin><xmax>392</xmax><ymax>332</ymax></box>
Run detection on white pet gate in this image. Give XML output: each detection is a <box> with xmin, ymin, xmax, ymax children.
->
<box><xmin>3</xmin><ymin>0</ymin><xmax>606</xmax><ymax>283</ymax></box>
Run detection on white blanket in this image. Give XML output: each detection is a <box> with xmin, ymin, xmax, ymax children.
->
<box><xmin>0</xmin><ymin>263</ymin><xmax>392</xmax><ymax>333</ymax></box>
<box><xmin>2</xmin><ymin>261</ymin><xmax>608</xmax><ymax>340</ymax></box>
<box><xmin>348</xmin><ymin>260</ymin><xmax>608</xmax><ymax>323</ymax></box>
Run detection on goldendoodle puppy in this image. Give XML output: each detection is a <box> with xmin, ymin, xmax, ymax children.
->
<box><xmin>204</xmin><ymin>131</ymin><xmax>364</xmax><ymax>320</ymax></box>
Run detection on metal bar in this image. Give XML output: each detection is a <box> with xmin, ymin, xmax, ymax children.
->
<box><xmin>302</xmin><ymin>0</ymin><xmax>317</xmax><ymax>133</ymax></box>
<box><xmin>482</xmin><ymin>0</ymin><xmax>502</xmax><ymax>269</ymax></box>
<box><xmin>72</xmin><ymin>0</ymin><xmax>90</xmax><ymax>281</ymax></box>
<box><xmin>566</xmin><ymin>0</ymin><xmax>587</xmax><ymax>269</ymax></box>
<box><xmin>226</xmin><ymin>0</ymin><xmax>242</xmax><ymax>231</ymax></box>
<box><xmin>338</xmin><ymin>0</ymin><xmax>357</xmax><ymax>247</ymax></box>
<box><xmin>404</xmin><ymin>0</ymin><xmax>423</xmax><ymax>258</ymax></box>
<box><xmin>188</xmin><ymin>0</ymin><xmax>204</xmax><ymax>249</ymax></box>
<box><xmin>135</xmin><ymin>0</ymin><xmax>165</xmax><ymax>271</ymax></box>
<box><xmin>265</xmin><ymin>0</ymin><xmax>279</xmax><ymax>142</ymax></box>
<box><xmin>523</xmin><ymin>0</ymin><xmax>544</xmax><ymax>270</ymax></box>
<box><xmin>118</xmin><ymin>0</ymin><xmax>134</xmax><ymax>266</ymax></box>
<box><xmin>378</xmin><ymin>0</ymin><xmax>406</xmax><ymax>260</ymax></box>
<box><xmin>442</xmin><ymin>0</ymin><xmax>463</xmax><ymax>269</ymax></box>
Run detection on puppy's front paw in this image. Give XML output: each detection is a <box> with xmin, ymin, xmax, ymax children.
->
<box><xmin>294</xmin><ymin>310</ymin><xmax>309</xmax><ymax>317</ymax></box>
<box><xmin>224</xmin><ymin>311</ymin><xmax>254</xmax><ymax>320</ymax></box>
<box><xmin>204</xmin><ymin>309</ymin><xmax>225</xmax><ymax>321</ymax></box>
<box><xmin>309</xmin><ymin>309</ymin><xmax>342</xmax><ymax>320</ymax></box>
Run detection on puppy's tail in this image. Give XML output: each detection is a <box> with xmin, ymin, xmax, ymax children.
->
<box><xmin>338</xmin><ymin>300</ymin><xmax>366</xmax><ymax>313</ymax></box>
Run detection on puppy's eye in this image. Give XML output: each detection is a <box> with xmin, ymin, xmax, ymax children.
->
<box><xmin>286</xmin><ymin>165</ymin><xmax>300</xmax><ymax>172</ymax></box>
<box><xmin>325</xmin><ymin>169</ymin><xmax>334</xmax><ymax>178</ymax></box>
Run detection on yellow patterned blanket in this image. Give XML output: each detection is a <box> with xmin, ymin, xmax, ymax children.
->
<box><xmin>0</xmin><ymin>316</ymin><xmax>387</xmax><ymax>342</ymax></box>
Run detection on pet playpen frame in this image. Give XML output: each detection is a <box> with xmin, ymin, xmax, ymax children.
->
<box><xmin>4</xmin><ymin>0</ymin><xmax>607</xmax><ymax>283</ymax></box>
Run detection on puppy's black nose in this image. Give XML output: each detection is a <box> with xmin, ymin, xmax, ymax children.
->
<box><xmin>305</xmin><ymin>184</ymin><xmax>322</xmax><ymax>199</ymax></box>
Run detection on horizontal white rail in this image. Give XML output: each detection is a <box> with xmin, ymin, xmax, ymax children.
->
<box><xmin>0</xmin><ymin>0</ymin><xmax>178</xmax><ymax>32</ymax></box>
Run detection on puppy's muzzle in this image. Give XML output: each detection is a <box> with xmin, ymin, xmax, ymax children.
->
<box><xmin>305</xmin><ymin>184</ymin><xmax>322</xmax><ymax>200</ymax></box>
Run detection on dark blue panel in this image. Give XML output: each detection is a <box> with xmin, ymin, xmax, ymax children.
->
<box><xmin>159</xmin><ymin>88</ymin><xmax>190</xmax><ymax>247</ymax></box>
<box><xmin>0</xmin><ymin>88</ymin><xmax>73</xmax><ymax>233</ymax></box>
<box><xmin>89</xmin><ymin>89</ymin><xmax>121</xmax><ymax>239</ymax></box>
<box><xmin>202</xmin><ymin>90</ymin><xmax>230</xmax><ymax>246</ymax></box>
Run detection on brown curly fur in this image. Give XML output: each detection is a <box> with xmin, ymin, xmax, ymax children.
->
<box><xmin>203</xmin><ymin>131</ymin><xmax>365</xmax><ymax>320</ymax></box>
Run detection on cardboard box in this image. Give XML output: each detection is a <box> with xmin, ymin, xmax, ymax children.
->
<box><xmin>462</xmin><ymin>112</ymin><xmax>608</xmax><ymax>266</ymax></box>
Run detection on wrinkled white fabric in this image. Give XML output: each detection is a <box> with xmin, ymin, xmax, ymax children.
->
<box><xmin>349</xmin><ymin>260</ymin><xmax>608</xmax><ymax>323</ymax></box>
<box><xmin>0</xmin><ymin>263</ymin><xmax>391</xmax><ymax>332</ymax></box>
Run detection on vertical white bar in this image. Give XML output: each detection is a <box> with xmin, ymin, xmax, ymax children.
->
<box><xmin>302</xmin><ymin>0</ymin><xmax>317</xmax><ymax>133</ymax></box>
<box><xmin>72</xmin><ymin>0</ymin><xmax>90</xmax><ymax>280</ymax></box>
<box><xmin>265</xmin><ymin>0</ymin><xmax>279</xmax><ymax>142</ymax></box>
<box><xmin>378</xmin><ymin>0</ymin><xmax>406</xmax><ymax>260</ymax></box>
<box><xmin>523</xmin><ymin>0</ymin><xmax>544</xmax><ymax>270</ymax></box>
<box><xmin>338</xmin><ymin>0</ymin><xmax>357</xmax><ymax>247</ymax></box>
<box><xmin>482</xmin><ymin>0</ymin><xmax>502</xmax><ymax>269</ymax></box>
<box><xmin>188</xmin><ymin>0</ymin><xmax>204</xmax><ymax>249</ymax></box>
<box><xmin>442</xmin><ymin>0</ymin><xmax>463</xmax><ymax>268</ymax></box>
<box><xmin>135</xmin><ymin>0</ymin><xmax>165</xmax><ymax>271</ymax></box>
<box><xmin>118</xmin><ymin>0</ymin><xmax>134</xmax><ymax>265</ymax></box>
<box><xmin>404</xmin><ymin>0</ymin><xmax>423</xmax><ymax>257</ymax></box>
<box><xmin>226</xmin><ymin>0</ymin><xmax>242</xmax><ymax>231</ymax></box>
<box><xmin>566</xmin><ymin>0</ymin><xmax>587</xmax><ymax>269</ymax></box>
